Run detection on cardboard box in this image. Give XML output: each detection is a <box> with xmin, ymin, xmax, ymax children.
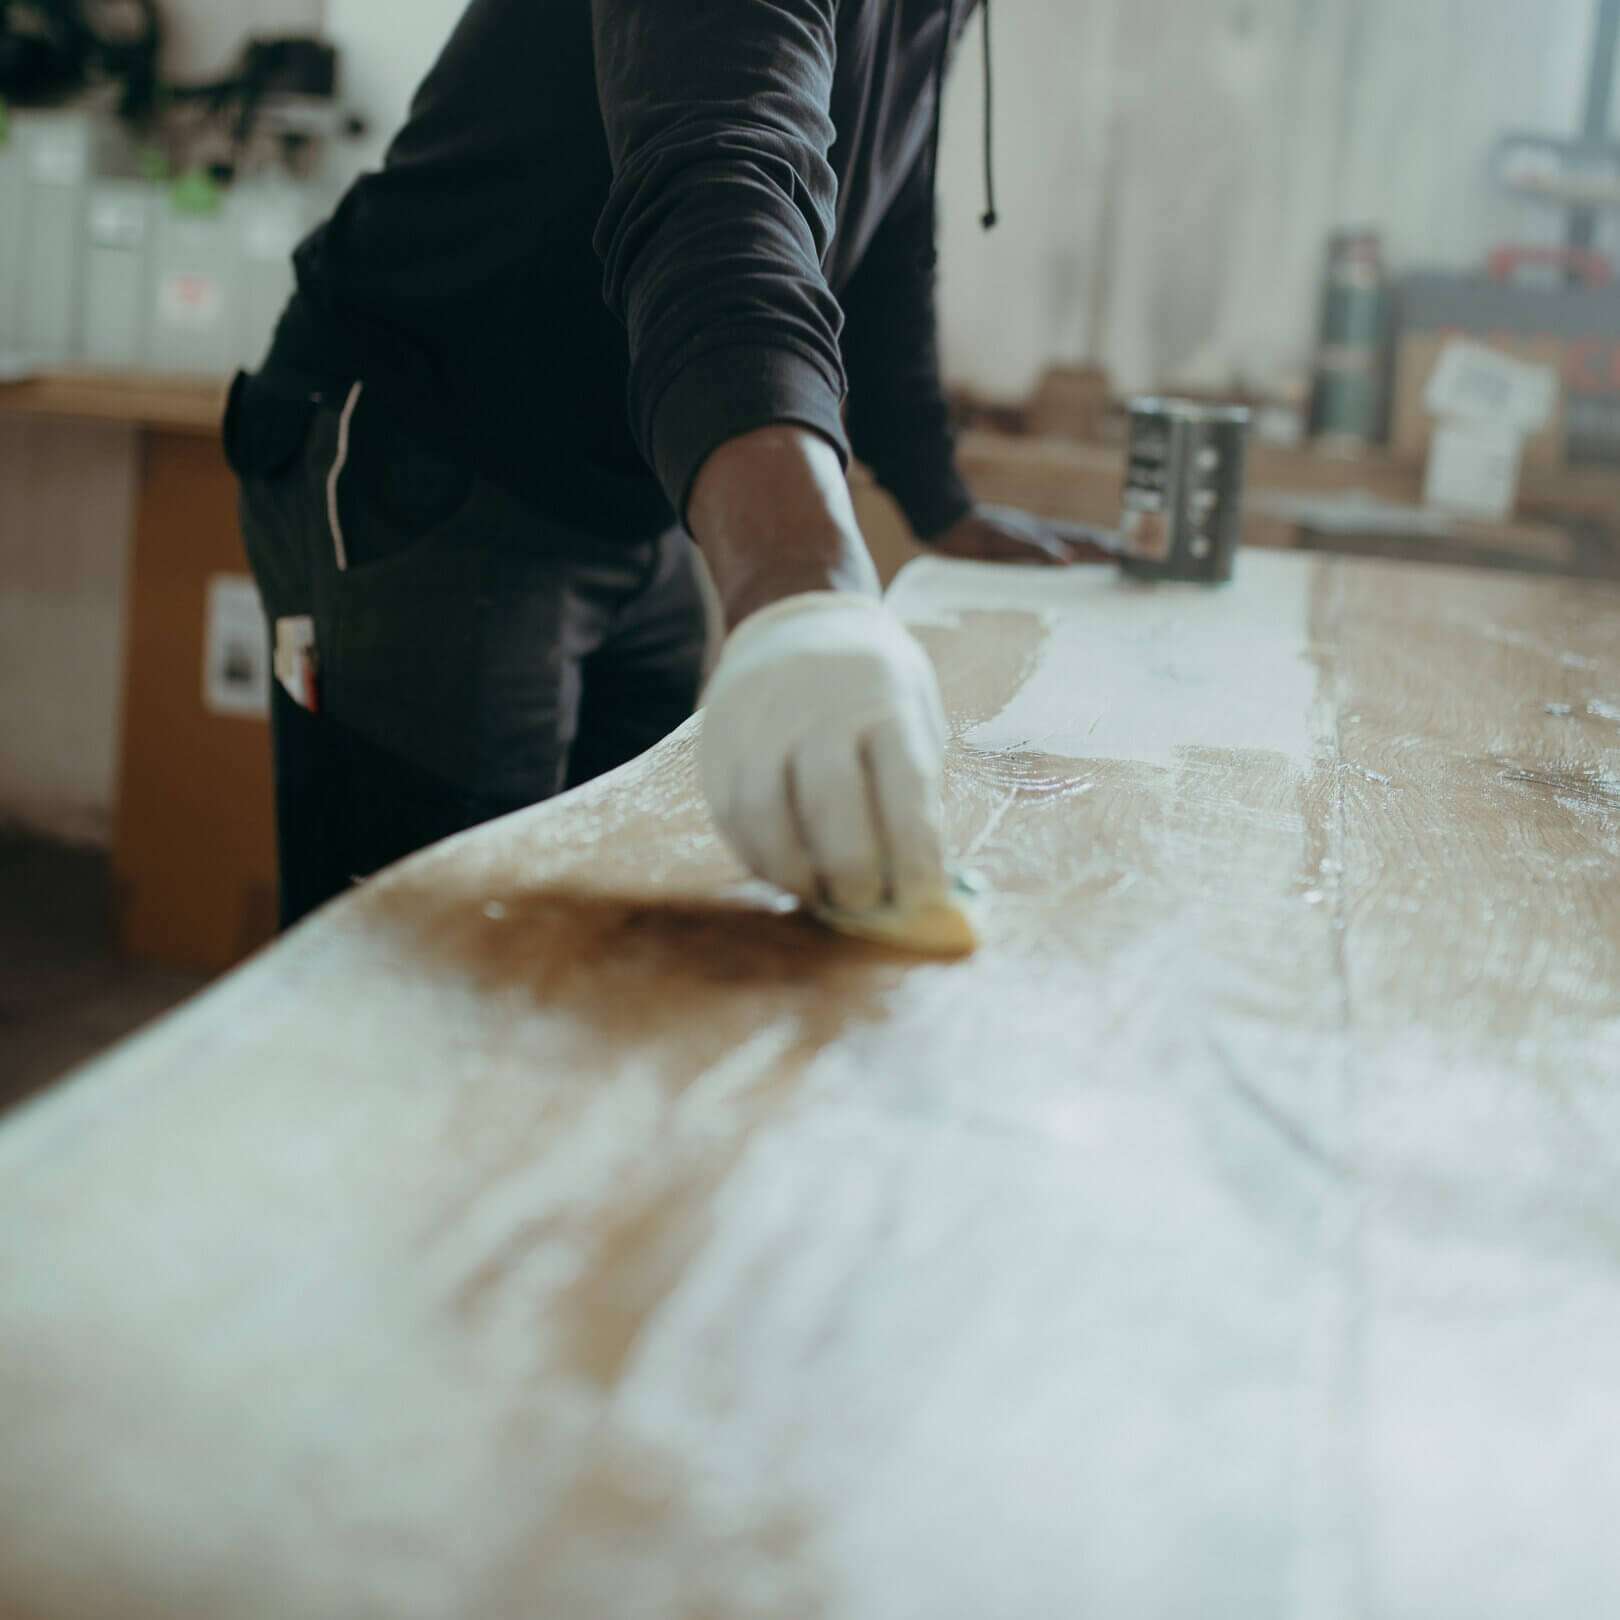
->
<box><xmin>1394</xmin><ymin>268</ymin><xmax>1620</xmax><ymax>465</ymax></box>
<box><xmin>1025</xmin><ymin>367</ymin><xmax>1112</xmax><ymax>443</ymax></box>
<box><xmin>1394</xmin><ymin>330</ymin><xmax>1566</xmax><ymax>471</ymax></box>
<box><xmin>112</xmin><ymin>431</ymin><xmax>277</xmax><ymax>972</ymax></box>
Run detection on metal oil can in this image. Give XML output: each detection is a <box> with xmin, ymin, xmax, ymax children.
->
<box><xmin>1116</xmin><ymin>399</ymin><xmax>1252</xmax><ymax>584</ymax></box>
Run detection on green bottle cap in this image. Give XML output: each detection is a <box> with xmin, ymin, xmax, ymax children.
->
<box><xmin>171</xmin><ymin>168</ymin><xmax>224</xmax><ymax>218</ymax></box>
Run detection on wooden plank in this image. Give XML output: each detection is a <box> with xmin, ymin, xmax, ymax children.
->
<box><xmin>1310</xmin><ymin>559</ymin><xmax>1620</xmax><ymax>1616</ymax></box>
<box><xmin>948</xmin><ymin>431</ymin><xmax>1590</xmax><ymax>569</ymax></box>
<box><xmin>0</xmin><ymin>553</ymin><xmax>1616</xmax><ymax>1617</ymax></box>
<box><xmin>0</xmin><ymin>371</ymin><xmax>226</xmax><ymax>436</ymax></box>
<box><xmin>110</xmin><ymin>432</ymin><xmax>277</xmax><ymax>970</ymax></box>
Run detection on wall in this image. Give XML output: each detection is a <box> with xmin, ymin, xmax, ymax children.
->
<box><xmin>158</xmin><ymin>0</ymin><xmax>321</xmax><ymax>79</ymax></box>
<box><xmin>936</xmin><ymin>0</ymin><xmax>1608</xmax><ymax>399</ymax></box>
<box><xmin>324</xmin><ymin>0</ymin><xmax>463</xmax><ymax>177</ymax></box>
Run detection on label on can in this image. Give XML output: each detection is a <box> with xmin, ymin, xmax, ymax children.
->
<box><xmin>1119</xmin><ymin>398</ymin><xmax>1251</xmax><ymax>583</ymax></box>
<box><xmin>1121</xmin><ymin>416</ymin><xmax>1175</xmax><ymax>563</ymax></box>
<box><xmin>1118</xmin><ymin>494</ymin><xmax>1171</xmax><ymax>561</ymax></box>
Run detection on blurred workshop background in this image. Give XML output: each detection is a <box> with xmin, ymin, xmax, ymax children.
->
<box><xmin>3</xmin><ymin>0</ymin><xmax>1618</xmax><ymax>1099</ymax></box>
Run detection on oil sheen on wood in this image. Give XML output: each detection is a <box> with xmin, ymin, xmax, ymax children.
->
<box><xmin>0</xmin><ymin>552</ymin><xmax>1616</xmax><ymax>1619</ymax></box>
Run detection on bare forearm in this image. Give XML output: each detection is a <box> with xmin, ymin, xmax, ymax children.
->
<box><xmin>687</xmin><ymin>426</ymin><xmax>880</xmax><ymax>629</ymax></box>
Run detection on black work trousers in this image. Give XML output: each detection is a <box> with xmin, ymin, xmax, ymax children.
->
<box><xmin>227</xmin><ymin>376</ymin><xmax>708</xmax><ymax>930</ymax></box>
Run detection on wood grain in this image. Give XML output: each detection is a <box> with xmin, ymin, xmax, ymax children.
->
<box><xmin>0</xmin><ymin>552</ymin><xmax>1616</xmax><ymax>1618</ymax></box>
<box><xmin>0</xmin><ymin>372</ymin><xmax>226</xmax><ymax>436</ymax></box>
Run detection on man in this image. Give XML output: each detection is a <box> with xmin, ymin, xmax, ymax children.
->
<box><xmin>227</xmin><ymin>0</ymin><xmax>1084</xmax><ymax>929</ymax></box>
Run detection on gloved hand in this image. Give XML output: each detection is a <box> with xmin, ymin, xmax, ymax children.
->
<box><xmin>930</xmin><ymin>503</ymin><xmax>1115</xmax><ymax>565</ymax></box>
<box><xmin>701</xmin><ymin>592</ymin><xmax>948</xmax><ymax>915</ymax></box>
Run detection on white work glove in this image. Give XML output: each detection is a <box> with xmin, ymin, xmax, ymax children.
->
<box><xmin>701</xmin><ymin>592</ymin><xmax>948</xmax><ymax>914</ymax></box>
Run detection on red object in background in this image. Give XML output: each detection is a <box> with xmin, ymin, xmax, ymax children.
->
<box><xmin>1396</xmin><ymin>257</ymin><xmax>1620</xmax><ymax>464</ymax></box>
<box><xmin>1489</xmin><ymin>246</ymin><xmax>1614</xmax><ymax>288</ymax></box>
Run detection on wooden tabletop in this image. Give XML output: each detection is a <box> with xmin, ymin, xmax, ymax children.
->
<box><xmin>2</xmin><ymin>551</ymin><xmax>1617</xmax><ymax>1618</ymax></box>
<box><xmin>0</xmin><ymin>370</ymin><xmax>226</xmax><ymax>435</ymax></box>
<box><xmin>950</xmin><ymin>431</ymin><xmax>1619</xmax><ymax>574</ymax></box>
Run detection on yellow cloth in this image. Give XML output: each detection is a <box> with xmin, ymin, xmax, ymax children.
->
<box><xmin>812</xmin><ymin>883</ymin><xmax>982</xmax><ymax>958</ymax></box>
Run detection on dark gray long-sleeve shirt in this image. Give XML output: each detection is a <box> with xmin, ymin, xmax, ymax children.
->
<box><xmin>263</xmin><ymin>0</ymin><xmax>976</xmax><ymax>542</ymax></box>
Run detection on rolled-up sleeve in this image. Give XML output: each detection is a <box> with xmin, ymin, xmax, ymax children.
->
<box><xmin>592</xmin><ymin>0</ymin><xmax>851</xmax><ymax>518</ymax></box>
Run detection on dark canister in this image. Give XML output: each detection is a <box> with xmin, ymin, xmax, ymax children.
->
<box><xmin>1116</xmin><ymin>398</ymin><xmax>1252</xmax><ymax>584</ymax></box>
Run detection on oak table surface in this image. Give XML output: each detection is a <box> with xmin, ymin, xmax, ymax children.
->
<box><xmin>2</xmin><ymin>553</ymin><xmax>1617</xmax><ymax>1620</ymax></box>
<box><xmin>0</xmin><ymin>371</ymin><xmax>226</xmax><ymax>435</ymax></box>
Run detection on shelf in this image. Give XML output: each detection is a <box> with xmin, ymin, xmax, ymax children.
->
<box><xmin>0</xmin><ymin>371</ymin><xmax>227</xmax><ymax>435</ymax></box>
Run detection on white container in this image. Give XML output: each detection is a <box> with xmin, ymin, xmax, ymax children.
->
<box><xmin>83</xmin><ymin>181</ymin><xmax>156</xmax><ymax>368</ymax></box>
<box><xmin>1421</xmin><ymin>339</ymin><xmax>1558</xmax><ymax>523</ymax></box>
<box><xmin>232</xmin><ymin>173</ymin><xmax>312</xmax><ymax>369</ymax></box>
<box><xmin>1424</xmin><ymin>418</ymin><xmax>1525</xmax><ymax>522</ymax></box>
<box><xmin>14</xmin><ymin>109</ymin><xmax>95</xmax><ymax>365</ymax></box>
<box><xmin>0</xmin><ymin>125</ymin><xmax>27</xmax><ymax>359</ymax></box>
<box><xmin>1424</xmin><ymin>339</ymin><xmax>1558</xmax><ymax>437</ymax></box>
<box><xmin>146</xmin><ymin>197</ymin><xmax>241</xmax><ymax>376</ymax></box>
<box><xmin>143</xmin><ymin>177</ymin><xmax>317</xmax><ymax>376</ymax></box>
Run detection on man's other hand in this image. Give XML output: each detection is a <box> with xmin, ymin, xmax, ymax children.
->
<box><xmin>929</xmin><ymin>504</ymin><xmax>1115</xmax><ymax>566</ymax></box>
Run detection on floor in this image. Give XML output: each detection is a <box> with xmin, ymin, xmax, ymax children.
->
<box><xmin>0</xmin><ymin>831</ymin><xmax>208</xmax><ymax>1117</ymax></box>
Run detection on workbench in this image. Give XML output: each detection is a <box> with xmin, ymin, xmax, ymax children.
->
<box><xmin>2</xmin><ymin>549</ymin><xmax>1616</xmax><ymax>1618</ymax></box>
<box><xmin>0</xmin><ymin>370</ymin><xmax>224</xmax><ymax>436</ymax></box>
<box><xmin>6</xmin><ymin>367</ymin><xmax>1617</xmax><ymax>975</ymax></box>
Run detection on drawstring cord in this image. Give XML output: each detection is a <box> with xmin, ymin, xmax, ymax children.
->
<box><xmin>927</xmin><ymin>0</ymin><xmax>1000</xmax><ymax>254</ymax></box>
<box><xmin>979</xmin><ymin>0</ymin><xmax>997</xmax><ymax>229</ymax></box>
<box><xmin>926</xmin><ymin>0</ymin><xmax>954</xmax><ymax>255</ymax></box>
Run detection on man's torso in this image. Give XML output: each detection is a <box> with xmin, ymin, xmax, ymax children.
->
<box><xmin>266</xmin><ymin>0</ymin><xmax>962</xmax><ymax>538</ymax></box>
